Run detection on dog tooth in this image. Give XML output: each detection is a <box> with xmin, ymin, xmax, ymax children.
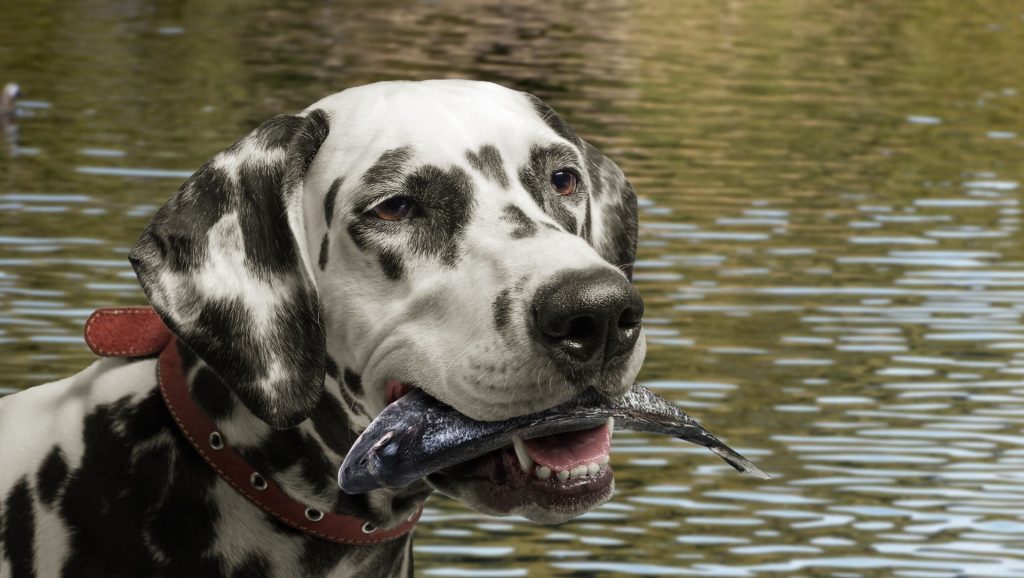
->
<box><xmin>536</xmin><ymin>466</ymin><xmax>551</xmax><ymax>480</ymax></box>
<box><xmin>588</xmin><ymin>463</ymin><xmax>600</xmax><ymax>476</ymax></box>
<box><xmin>607</xmin><ymin>417</ymin><xmax>615</xmax><ymax>440</ymax></box>
<box><xmin>511</xmin><ymin>435</ymin><xmax>534</xmax><ymax>473</ymax></box>
<box><xmin>599</xmin><ymin>455</ymin><xmax>610</xmax><ymax>466</ymax></box>
<box><xmin>556</xmin><ymin>470</ymin><xmax>569</xmax><ymax>481</ymax></box>
<box><xmin>571</xmin><ymin>465</ymin><xmax>587</xmax><ymax>479</ymax></box>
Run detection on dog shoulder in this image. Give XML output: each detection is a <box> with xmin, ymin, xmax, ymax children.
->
<box><xmin>0</xmin><ymin>358</ymin><xmax>159</xmax><ymax>490</ymax></box>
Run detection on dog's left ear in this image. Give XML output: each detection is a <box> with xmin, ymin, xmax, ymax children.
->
<box><xmin>579</xmin><ymin>139</ymin><xmax>639</xmax><ymax>280</ymax></box>
<box><xmin>130</xmin><ymin>110</ymin><xmax>331</xmax><ymax>429</ymax></box>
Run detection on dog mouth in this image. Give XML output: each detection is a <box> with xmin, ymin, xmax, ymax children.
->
<box><xmin>381</xmin><ymin>380</ymin><xmax>615</xmax><ymax>519</ymax></box>
<box><xmin>339</xmin><ymin>379</ymin><xmax>767</xmax><ymax>522</ymax></box>
<box><xmin>428</xmin><ymin>421</ymin><xmax>615</xmax><ymax>520</ymax></box>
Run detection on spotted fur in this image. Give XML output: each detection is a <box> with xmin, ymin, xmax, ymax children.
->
<box><xmin>0</xmin><ymin>80</ymin><xmax>643</xmax><ymax>577</ymax></box>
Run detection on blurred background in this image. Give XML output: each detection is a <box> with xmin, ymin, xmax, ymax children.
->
<box><xmin>3</xmin><ymin>0</ymin><xmax>1024</xmax><ymax>575</ymax></box>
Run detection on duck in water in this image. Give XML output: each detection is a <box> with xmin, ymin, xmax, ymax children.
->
<box><xmin>2</xmin><ymin>83</ymin><xmax>21</xmax><ymax>153</ymax></box>
<box><xmin>1</xmin><ymin>83</ymin><xmax>19</xmax><ymax>118</ymax></box>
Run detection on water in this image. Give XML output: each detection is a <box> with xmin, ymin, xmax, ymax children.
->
<box><xmin>3</xmin><ymin>0</ymin><xmax>1024</xmax><ymax>575</ymax></box>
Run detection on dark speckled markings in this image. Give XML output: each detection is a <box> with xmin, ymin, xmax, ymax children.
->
<box><xmin>320</xmin><ymin>177</ymin><xmax>344</xmax><ymax>271</ymax></box>
<box><xmin>324</xmin><ymin>177</ymin><xmax>342</xmax><ymax>227</ymax></box>
<box><xmin>191</xmin><ymin>366</ymin><xmax>237</xmax><ymax>419</ymax></box>
<box><xmin>36</xmin><ymin>447</ymin><xmax>69</xmax><ymax>508</ymax></box>
<box><xmin>403</xmin><ymin>165</ymin><xmax>475</xmax><ymax>267</ymax></box>
<box><xmin>3</xmin><ymin>478</ymin><xmax>36</xmax><ymax>578</ymax></box>
<box><xmin>465</xmin><ymin>145</ymin><xmax>509</xmax><ymax>189</ymax></box>
<box><xmin>0</xmin><ymin>357</ymin><xmax>420</xmax><ymax>577</ymax></box>
<box><xmin>319</xmin><ymin>234</ymin><xmax>330</xmax><ymax>271</ymax></box>
<box><xmin>231</xmin><ymin>555</ymin><xmax>271</xmax><ymax>578</ymax></box>
<box><xmin>522</xmin><ymin>93</ymin><xmax>640</xmax><ymax>275</ymax></box>
<box><xmin>361</xmin><ymin>147</ymin><xmax>413</xmax><ymax>190</ymax></box>
<box><xmin>493</xmin><ymin>289</ymin><xmax>513</xmax><ymax>331</ymax></box>
<box><xmin>130</xmin><ymin>109</ymin><xmax>332</xmax><ymax>430</ymax></box>
<box><xmin>579</xmin><ymin>140</ymin><xmax>638</xmax><ymax>276</ymax></box>
<box><xmin>349</xmin><ymin>152</ymin><xmax>476</xmax><ymax>280</ymax></box>
<box><xmin>54</xmin><ymin>390</ymin><xmax>220</xmax><ymax>577</ymax></box>
<box><xmin>501</xmin><ymin>204</ymin><xmax>536</xmax><ymax>240</ymax></box>
<box><xmin>343</xmin><ymin>368</ymin><xmax>364</xmax><ymax>396</ymax></box>
<box><xmin>517</xmin><ymin>143</ymin><xmax>583</xmax><ymax>233</ymax></box>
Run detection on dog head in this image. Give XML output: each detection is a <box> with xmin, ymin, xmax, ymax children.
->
<box><xmin>131</xmin><ymin>80</ymin><xmax>645</xmax><ymax>523</ymax></box>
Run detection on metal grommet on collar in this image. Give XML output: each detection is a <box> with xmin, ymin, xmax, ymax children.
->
<box><xmin>208</xmin><ymin>431</ymin><xmax>224</xmax><ymax>450</ymax></box>
<box><xmin>361</xmin><ymin>522</ymin><xmax>377</xmax><ymax>534</ymax></box>
<box><xmin>305</xmin><ymin>507</ymin><xmax>325</xmax><ymax>522</ymax></box>
<box><xmin>249</xmin><ymin>472</ymin><xmax>268</xmax><ymax>491</ymax></box>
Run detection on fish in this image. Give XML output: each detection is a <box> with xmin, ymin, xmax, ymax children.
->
<box><xmin>338</xmin><ymin>383</ymin><xmax>770</xmax><ymax>494</ymax></box>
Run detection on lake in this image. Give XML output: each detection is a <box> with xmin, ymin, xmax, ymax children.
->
<box><xmin>2</xmin><ymin>0</ymin><xmax>1024</xmax><ymax>575</ymax></box>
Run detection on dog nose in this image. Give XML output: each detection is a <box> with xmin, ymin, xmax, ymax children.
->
<box><xmin>532</xmin><ymin>268</ymin><xmax>644</xmax><ymax>369</ymax></box>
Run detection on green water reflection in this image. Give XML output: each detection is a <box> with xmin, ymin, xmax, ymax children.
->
<box><xmin>3</xmin><ymin>0</ymin><xmax>1024</xmax><ymax>575</ymax></box>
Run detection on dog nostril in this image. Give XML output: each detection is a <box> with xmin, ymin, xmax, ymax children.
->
<box><xmin>618</xmin><ymin>306</ymin><xmax>642</xmax><ymax>331</ymax></box>
<box><xmin>566</xmin><ymin>316</ymin><xmax>597</xmax><ymax>341</ymax></box>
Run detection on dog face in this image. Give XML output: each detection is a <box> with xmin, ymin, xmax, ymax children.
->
<box><xmin>131</xmin><ymin>80</ymin><xmax>645</xmax><ymax>523</ymax></box>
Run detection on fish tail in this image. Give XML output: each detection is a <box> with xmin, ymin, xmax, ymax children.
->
<box><xmin>706</xmin><ymin>443</ymin><xmax>771</xmax><ymax>480</ymax></box>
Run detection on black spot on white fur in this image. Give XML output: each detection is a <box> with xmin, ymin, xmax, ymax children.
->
<box><xmin>403</xmin><ymin>165</ymin><xmax>475</xmax><ymax>266</ymax></box>
<box><xmin>323</xmin><ymin>177</ymin><xmax>342</xmax><ymax>227</ymax></box>
<box><xmin>325</xmin><ymin>355</ymin><xmax>341</xmax><ymax>380</ymax></box>
<box><xmin>231</xmin><ymin>555</ymin><xmax>271</xmax><ymax>578</ymax></box>
<box><xmin>310</xmin><ymin>392</ymin><xmax>359</xmax><ymax>456</ymax></box>
<box><xmin>2</xmin><ymin>478</ymin><xmax>35</xmax><ymax>577</ymax></box>
<box><xmin>36</xmin><ymin>446</ymin><xmax>68</xmax><ymax>508</ymax></box>
<box><xmin>343</xmin><ymin>368</ymin><xmax>364</xmax><ymax>395</ymax></box>
<box><xmin>501</xmin><ymin>204</ymin><xmax>536</xmax><ymax>239</ymax></box>
<box><xmin>56</xmin><ymin>390</ymin><xmax>220</xmax><ymax>576</ymax></box>
<box><xmin>378</xmin><ymin>248</ymin><xmax>405</xmax><ymax>281</ymax></box>
<box><xmin>191</xmin><ymin>366</ymin><xmax>236</xmax><ymax>419</ymax></box>
<box><xmin>350</xmin><ymin>158</ymin><xmax>475</xmax><ymax>278</ymax></box>
<box><xmin>465</xmin><ymin>145</ymin><xmax>509</xmax><ymax>189</ymax></box>
<box><xmin>318</xmin><ymin>233</ymin><xmax>329</xmax><ymax>271</ymax></box>
<box><xmin>493</xmin><ymin>289</ymin><xmax>512</xmax><ymax>331</ymax></box>
<box><xmin>360</xmin><ymin>147</ymin><xmax>413</xmax><ymax>192</ymax></box>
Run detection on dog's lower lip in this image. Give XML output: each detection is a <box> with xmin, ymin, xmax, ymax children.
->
<box><xmin>433</xmin><ymin>446</ymin><xmax>615</xmax><ymax>514</ymax></box>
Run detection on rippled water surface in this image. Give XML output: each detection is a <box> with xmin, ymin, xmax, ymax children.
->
<box><xmin>4</xmin><ymin>1</ymin><xmax>1024</xmax><ymax>576</ymax></box>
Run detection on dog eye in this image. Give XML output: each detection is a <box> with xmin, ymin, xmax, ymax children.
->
<box><xmin>550</xmin><ymin>170</ymin><xmax>578</xmax><ymax>196</ymax></box>
<box><xmin>370</xmin><ymin>196</ymin><xmax>417</xmax><ymax>221</ymax></box>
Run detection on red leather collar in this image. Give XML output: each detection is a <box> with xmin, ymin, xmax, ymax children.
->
<box><xmin>84</xmin><ymin>307</ymin><xmax>421</xmax><ymax>545</ymax></box>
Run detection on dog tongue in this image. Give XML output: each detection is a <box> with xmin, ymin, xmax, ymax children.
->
<box><xmin>522</xmin><ymin>423</ymin><xmax>610</xmax><ymax>471</ymax></box>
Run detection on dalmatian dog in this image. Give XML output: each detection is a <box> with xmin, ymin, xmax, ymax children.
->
<box><xmin>0</xmin><ymin>80</ymin><xmax>644</xmax><ymax>577</ymax></box>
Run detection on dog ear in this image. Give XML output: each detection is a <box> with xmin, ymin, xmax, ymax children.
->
<box><xmin>130</xmin><ymin>110</ymin><xmax>331</xmax><ymax>429</ymax></box>
<box><xmin>579</xmin><ymin>140</ymin><xmax>639</xmax><ymax>280</ymax></box>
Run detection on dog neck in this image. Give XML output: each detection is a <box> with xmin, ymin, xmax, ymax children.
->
<box><xmin>177</xmin><ymin>344</ymin><xmax>432</xmax><ymax>530</ymax></box>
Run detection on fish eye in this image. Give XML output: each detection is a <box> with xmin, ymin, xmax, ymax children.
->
<box><xmin>550</xmin><ymin>169</ymin><xmax>578</xmax><ymax>196</ymax></box>
<box><xmin>369</xmin><ymin>196</ymin><xmax>417</xmax><ymax>221</ymax></box>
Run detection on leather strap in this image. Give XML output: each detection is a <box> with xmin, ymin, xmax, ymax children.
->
<box><xmin>84</xmin><ymin>307</ymin><xmax>421</xmax><ymax>545</ymax></box>
<box><xmin>84</xmin><ymin>307</ymin><xmax>173</xmax><ymax>357</ymax></box>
